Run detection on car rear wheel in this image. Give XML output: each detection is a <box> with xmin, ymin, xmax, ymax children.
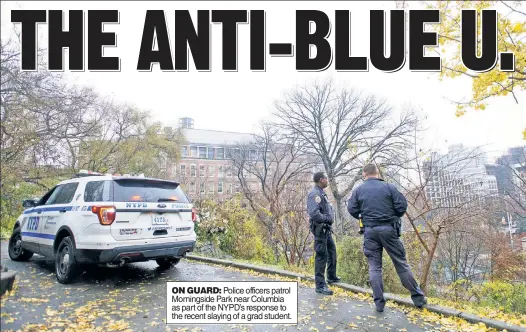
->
<box><xmin>8</xmin><ymin>228</ymin><xmax>34</xmax><ymax>261</ymax></box>
<box><xmin>156</xmin><ymin>257</ymin><xmax>180</xmax><ymax>269</ymax></box>
<box><xmin>55</xmin><ymin>236</ymin><xmax>81</xmax><ymax>284</ymax></box>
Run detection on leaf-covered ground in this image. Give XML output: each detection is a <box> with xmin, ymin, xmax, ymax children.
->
<box><xmin>0</xmin><ymin>242</ymin><xmax>512</xmax><ymax>332</ymax></box>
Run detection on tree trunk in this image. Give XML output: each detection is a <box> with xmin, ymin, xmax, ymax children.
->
<box><xmin>334</xmin><ymin>198</ymin><xmax>346</xmax><ymax>233</ymax></box>
<box><xmin>328</xmin><ymin>177</ymin><xmax>345</xmax><ymax>233</ymax></box>
<box><xmin>420</xmin><ymin>235</ymin><xmax>439</xmax><ymax>292</ymax></box>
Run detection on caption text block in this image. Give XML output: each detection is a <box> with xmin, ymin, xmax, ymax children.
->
<box><xmin>166</xmin><ymin>281</ymin><xmax>298</xmax><ymax>325</ymax></box>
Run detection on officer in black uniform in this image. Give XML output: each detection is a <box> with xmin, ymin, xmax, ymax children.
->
<box><xmin>307</xmin><ymin>172</ymin><xmax>340</xmax><ymax>295</ymax></box>
<box><xmin>347</xmin><ymin>164</ymin><xmax>427</xmax><ymax>312</ymax></box>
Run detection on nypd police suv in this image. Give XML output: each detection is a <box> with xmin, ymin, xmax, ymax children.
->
<box><xmin>8</xmin><ymin>170</ymin><xmax>197</xmax><ymax>284</ymax></box>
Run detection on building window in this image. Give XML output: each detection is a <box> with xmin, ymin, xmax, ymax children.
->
<box><xmin>235</xmin><ymin>184</ymin><xmax>241</xmax><ymax>193</ymax></box>
<box><xmin>198</xmin><ymin>147</ymin><xmax>207</xmax><ymax>159</ymax></box>
<box><xmin>190</xmin><ymin>164</ymin><xmax>196</xmax><ymax>177</ymax></box>
<box><xmin>200</xmin><ymin>182</ymin><xmax>205</xmax><ymax>193</ymax></box>
<box><xmin>208</xmin><ymin>183</ymin><xmax>215</xmax><ymax>193</ymax></box>
<box><xmin>190</xmin><ymin>146</ymin><xmax>198</xmax><ymax>158</ymax></box>
<box><xmin>218</xmin><ymin>165</ymin><xmax>224</xmax><ymax>178</ymax></box>
<box><xmin>226</xmin><ymin>166</ymin><xmax>232</xmax><ymax>177</ymax></box>
<box><xmin>249</xmin><ymin>150</ymin><xmax>257</xmax><ymax>160</ymax></box>
<box><xmin>189</xmin><ymin>181</ymin><xmax>196</xmax><ymax>193</ymax></box>
<box><xmin>181</xmin><ymin>146</ymin><xmax>188</xmax><ymax>157</ymax></box>
<box><xmin>216</xmin><ymin>148</ymin><xmax>225</xmax><ymax>160</ymax></box>
<box><xmin>199</xmin><ymin>165</ymin><xmax>206</xmax><ymax>177</ymax></box>
<box><xmin>218</xmin><ymin>182</ymin><xmax>223</xmax><ymax>193</ymax></box>
<box><xmin>208</xmin><ymin>166</ymin><xmax>215</xmax><ymax>177</ymax></box>
<box><xmin>227</xmin><ymin>183</ymin><xmax>233</xmax><ymax>194</ymax></box>
<box><xmin>208</xmin><ymin>148</ymin><xmax>214</xmax><ymax>159</ymax></box>
<box><xmin>180</xmin><ymin>164</ymin><xmax>186</xmax><ymax>177</ymax></box>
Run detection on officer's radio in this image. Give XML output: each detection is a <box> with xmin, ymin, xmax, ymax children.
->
<box><xmin>358</xmin><ymin>214</ymin><xmax>364</xmax><ymax>235</ymax></box>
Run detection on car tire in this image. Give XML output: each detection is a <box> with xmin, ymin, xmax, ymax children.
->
<box><xmin>8</xmin><ymin>228</ymin><xmax>34</xmax><ymax>261</ymax></box>
<box><xmin>55</xmin><ymin>236</ymin><xmax>81</xmax><ymax>284</ymax></box>
<box><xmin>156</xmin><ymin>257</ymin><xmax>180</xmax><ymax>269</ymax></box>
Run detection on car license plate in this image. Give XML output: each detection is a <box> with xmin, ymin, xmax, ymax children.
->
<box><xmin>152</xmin><ymin>215</ymin><xmax>169</xmax><ymax>225</ymax></box>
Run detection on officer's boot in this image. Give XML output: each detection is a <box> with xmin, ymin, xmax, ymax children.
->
<box><xmin>315</xmin><ymin>285</ymin><xmax>334</xmax><ymax>295</ymax></box>
<box><xmin>416</xmin><ymin>297</ymin><xmax>427</xmax><ymax>308</ymax></box>
<box><xmin>327</xmin><ymin>276</ymin><xmax>341</xmax><ymax>284</ymax></box>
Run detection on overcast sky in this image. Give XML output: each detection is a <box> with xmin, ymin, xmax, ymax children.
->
<box><xmin>2</xmin><ymin>1</ymin><xmax>524</xmax><ymax>162</ymax></box>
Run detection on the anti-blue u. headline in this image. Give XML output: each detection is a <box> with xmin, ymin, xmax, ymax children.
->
<box><xmin>10</xmin><ymin>9</ymin><xmax>517</xmax><ymax>73</ymax></box>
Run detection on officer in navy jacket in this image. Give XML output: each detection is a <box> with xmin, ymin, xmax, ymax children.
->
<box><xmin>347</xmin><ymin>164</ymin><xmax>426</xmax><ymax>312</ymax></box>
<box><xmin>307</xmin><ymin>172</ymin><xmax>340</xmax><ymax>295</ymax></box>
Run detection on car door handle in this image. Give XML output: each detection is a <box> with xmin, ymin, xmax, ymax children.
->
<box><xmin>59</xmin><ymin>209</ymin><xmax>67</xmax><ymax>213</ymax></box>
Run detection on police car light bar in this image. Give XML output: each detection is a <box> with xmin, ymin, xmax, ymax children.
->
<box><xmin>76</xmin><ymin>170</ymin><xmax>147</xmax><ymax>178</ymax></box>
<box><xmin>76</xmin><ymin>169</ymin><xmax>104</xmax><ymax>177</ymax></box>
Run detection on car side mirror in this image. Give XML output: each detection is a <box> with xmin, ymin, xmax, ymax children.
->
<box><xmin>22</xmin><ymin>199</ymin><xmax>38</xmax><ymax>208</ymax></box>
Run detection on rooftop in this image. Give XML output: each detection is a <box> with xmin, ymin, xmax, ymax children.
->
<box><xmin>181</xmin><ymin>128</ymin><xmax>255</xmax><ymax>145</ymax></box>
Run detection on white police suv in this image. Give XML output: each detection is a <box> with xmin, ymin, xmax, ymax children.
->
<box><xmin>8</xmin><ymin>170</ymin><xmax>197</xmax><ymax>284</ymax></box>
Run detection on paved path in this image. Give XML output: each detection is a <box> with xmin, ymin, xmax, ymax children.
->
<box><xmin>1</xmin><ymin>241</ymin><xmax>446</xmax><ymax>331</ymax></box>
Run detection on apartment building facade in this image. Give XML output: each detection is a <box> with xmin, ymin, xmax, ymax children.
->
<box><xmin>166</xmin><ymin>118</ymin><xmax>261</xmax><ymax>201</ymax></box>
<box><xmin>423</xmin><ymin>144</ymin><xmax>499</xmax><ymax>207</ymax></box>
<box><xmin>166</xmin><ymin>118</ymin><xmax>323</xmax><ymax>202</ymax></box>
<box><xmin>495</xmin><ymin>146</ymin><xmax>526</xmax><ymax>203</ymax></box>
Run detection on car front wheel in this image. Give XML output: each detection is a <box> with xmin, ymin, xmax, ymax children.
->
<box><xmin>55</xmin><ymin>236</ymin><xmax>81</xmax><ymax>284</ymax></box>
<box><xmin>8</xmin><ymin>228</ymin><xmax>34</xmax><ymax>261</ymax></box>
<box><xmin>156</xmin><ymin>257</ymin><xmax>180</xmax><ymax>270</ymax></box>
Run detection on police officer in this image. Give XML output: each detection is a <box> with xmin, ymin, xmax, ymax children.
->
<box><xmin>347</xmin><ymin>164</ymin><xmax>426</xmax><ymax>312</ymax></box>
<box><xmin>307</xmin><ymin>172</ymin><xmax>340</xmax><ymax>295</ymax></box>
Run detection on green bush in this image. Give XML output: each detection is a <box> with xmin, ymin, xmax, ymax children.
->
<box><xmin>335</xmin><ymin>235</ymin><xmax>408</xmax><ymax>293</ymax></box>
<box><xmin>475</xmin><ymin>281</ymin><xmax>526</xmax><ymax>314</ymax></box>
<box><xmin>194</xmin><ymin>196</ymin><xmax>275</xmax><ymax>265</ymax></box>
<box><xmin>1</xmin><ymin>182</ymin><xmax>44</xmax><ymax>239</ymax></box>
<box><xmin>335</xmin><ymin>236</ymin><xmax>370</xmax><ymax>287</ymax></box>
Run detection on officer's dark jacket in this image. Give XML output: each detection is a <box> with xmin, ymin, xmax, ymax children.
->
<box><xmin>307</xmin><ymin>185</ymin><xmax>333</xmax><ymax>226</ymax></box>
<box><xmin>347</xmin><ymin>178</ymin><xmax>407</xmax><ymax>227</ymax></box>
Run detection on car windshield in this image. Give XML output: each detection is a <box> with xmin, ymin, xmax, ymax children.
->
<box><xmin>112</xmin><ymin>179</ymin><xmax>189</xmax><ymax>203</ymax></box>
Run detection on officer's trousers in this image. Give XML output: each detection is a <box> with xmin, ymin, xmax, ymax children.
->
<box><xmin>363</xmin><ymin>224</ymin><xmax>425</xmax><ymax>310</ymax></box>
<box><xmin>314</xmin><ymin>228</ymin><xmax>337</xmax><ymax>289</ymax></box>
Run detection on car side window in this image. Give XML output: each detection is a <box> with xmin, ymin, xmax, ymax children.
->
<box><xmin>47</xmin><ymin>183</ymin><xmax>79</xmax><ymax>205</ymax></box>
<box><xmin>44</xmin><ymin>185</ymin><xmax>63</xmax><ymax>205</ymax></box>
<box><xmin>38</xmin><ymin>186</ymin><xmax>58</xmax><ymax>205</ymax></box>
<box><xmin>84</xmin><ymin>181</ymin><xmax>112</xmax><ymax>202</ymax></box>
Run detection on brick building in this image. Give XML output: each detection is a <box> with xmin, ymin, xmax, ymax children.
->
<box><xmin>166</xmin><ymin>118</ymin><xmax>260</xmax><ymax>201</ymax></box>
<box><xmin>165</xmin><ymin>118</ymin><xmax>323</xmax><ymax>203</ymax></box>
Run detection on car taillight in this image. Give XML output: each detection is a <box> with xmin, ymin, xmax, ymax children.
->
<box><xmin>192</xmin><ymin>208</ymin><xmax>197</xmax><ymax>222</ymax></box>
<box><xmin>92</xmin><ymin>206</ymin><xmax>116</xmax><ymax>225</ymax></box>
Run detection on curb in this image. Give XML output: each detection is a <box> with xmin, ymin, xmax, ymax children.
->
<box><xmin>0</xmin><ymin>271</ymin><xmax>17</xmax><ymax>297</ymax></box>
<box><xmin>185</xmin><ymin>254</ymin><xmax>525</xmax><ymax>332</ymax></box>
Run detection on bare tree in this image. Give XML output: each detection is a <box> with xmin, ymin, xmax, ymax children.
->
<box><xmin>1</xmin><ymin>36</ymin><xmax>103</xmax><ymax>188</ymax></box>
<box><xmin>229</xmin><ymin>122</ymin><xmax>318</xmax><ymax>266</ymax></box>
<box><xmin>74</xmin><ymin>100</ymin><xmax>183</xmax><ymax>177</ymax></box>
<box><xmin>273</xmin><ymin>78</ymin><xmax>418</xmax><ymax>232</ymax></box>
<box><xmin>1</xmin><ymin>34</ymin><xmax>183</xmax><ymax>185</ymax></box>
<box><xmin>436</xmin><ymin>219</ymin><xmax>489</xmax><ymax>285</ymax></box>
<box><xmin>393</xmin><ymin>131</ymin><xmax>501</xmax><ymax>291</ymax></box>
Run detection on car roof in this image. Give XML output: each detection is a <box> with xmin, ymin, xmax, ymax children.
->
<box><xmin>57</xmin><ymin>176</ymin><xmax>181</xmax><ymax>186</ymax></box>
